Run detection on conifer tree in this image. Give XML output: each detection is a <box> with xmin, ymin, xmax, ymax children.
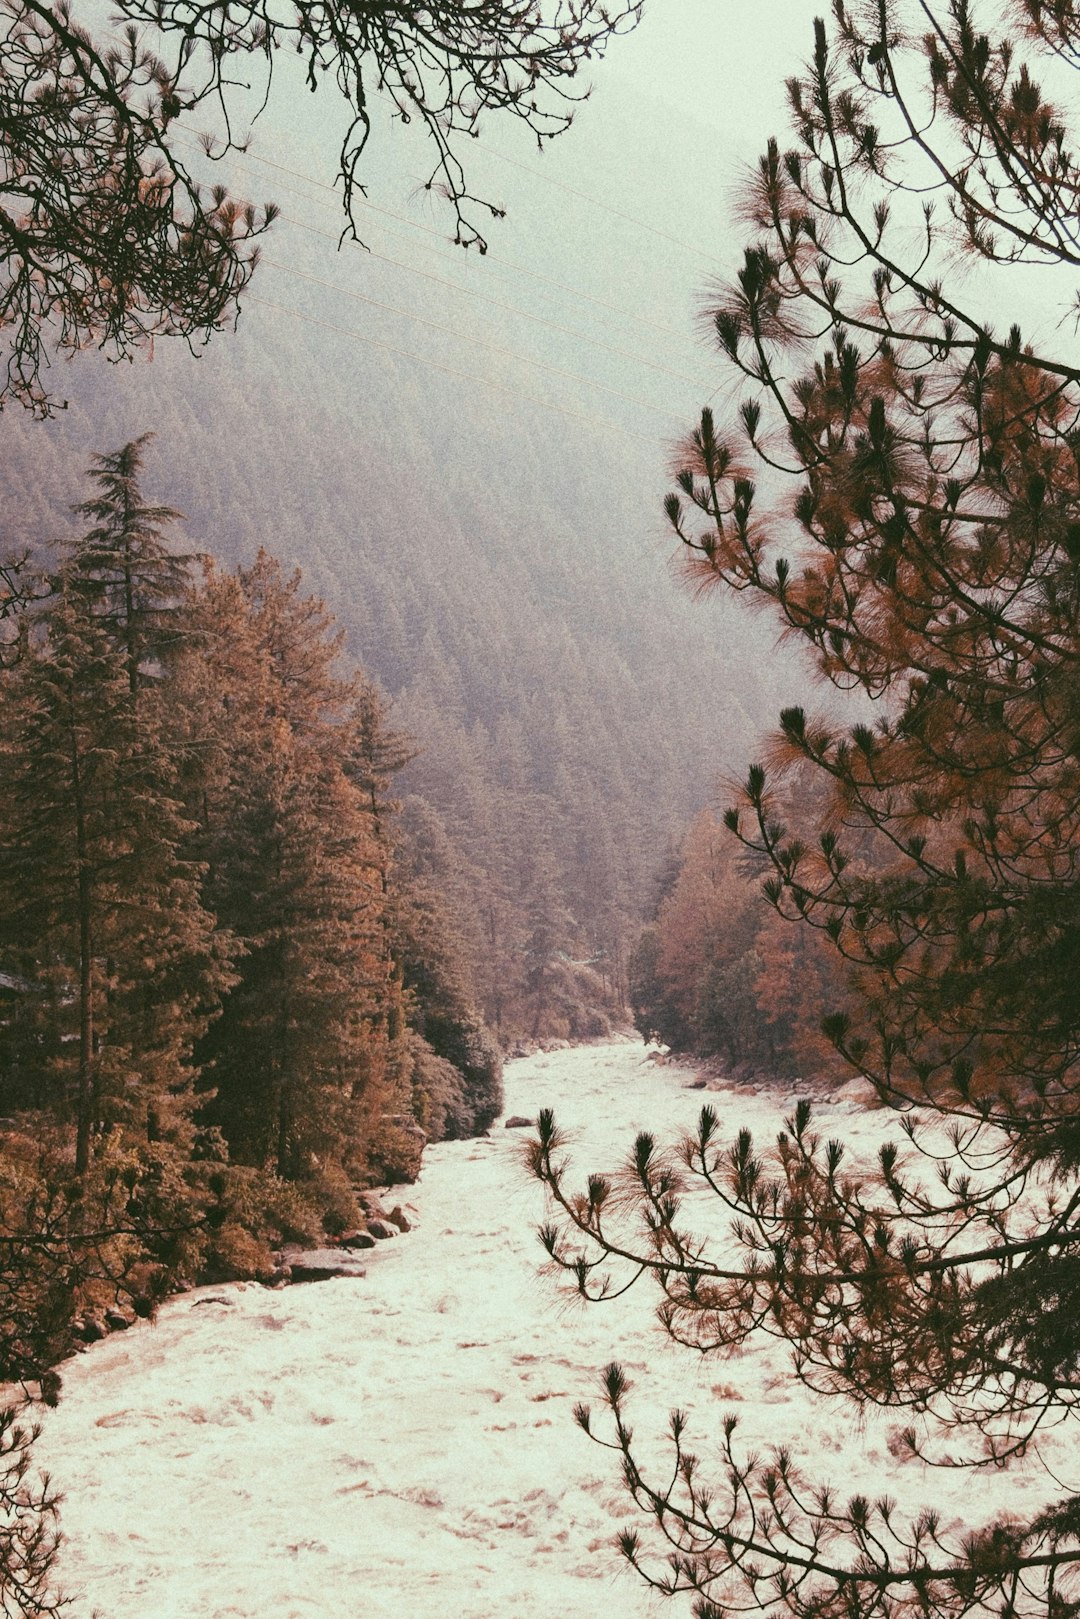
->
<box><xmin>0</xmin><ymin>587</ymin><xmax>227</xmax><ymax>1171</ymax></box>
<box><xmin>345</xmin><ymin>675</ymin><xmax>417</xmax><ymax>1052</ymax></box>
<box><xmin>394</xmin><ymin>816</ymin><xmax>504</xmax><ymax>1140</ymax></box>
<box><xmin>535</xmin><ymin>6</ymin><xmax>1080</xmax><ymax>1615</ymax></box>
<box><xmin>65</xmin><ymin>433</ymin><xmax>193</xmax><ymax>695</ymax></box>
<box><xmin>632</xmin><ymin>807</ymin><xmax>845</xmax><ymax>1074</ymax></box>
<box><xmin>394</xmin><ymin>704</ymin><xmax>524</xmax><ymax>1032</ymax></box>
<box><xmin>0</xmin><ymin>1406</ymin><xmax>63</xmax><ymax>1618</ymax></box>
<box><xmin>181</xmin><ymin>558</ymin><xmax>396</xmax><ymax>1181</ymax></box>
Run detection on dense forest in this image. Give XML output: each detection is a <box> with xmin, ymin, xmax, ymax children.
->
<box><xmin>0</xmin><ymin>56</ymin><xmax>800</xmax><ymax>1048</ymax></box>
<box><xmin>629</xmin><ymin>805</ymin><xmax>847</xmax><ymax>1079</ymax></box>
<box><xmin>12</xmin><ymin>0</ymin><xmax>1080</xmax><ymax>1616</ymax></box>
<box><xmin>0</xmin><ymin>324</ymin><xmax>788</xmax><ymax>1045</ymax></box>
<box><xmin>0</xmin><ymin>436</ymin><xmax>506</xmax><ymax>1387</ymax></box>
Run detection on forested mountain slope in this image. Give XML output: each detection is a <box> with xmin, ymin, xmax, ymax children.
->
<box><xmin>0</xmin><ymin>63</ymin><xmax>803</xmax><ymax>1033</ymax></box>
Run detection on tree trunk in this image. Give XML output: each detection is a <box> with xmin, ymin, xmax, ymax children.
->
<box><xmin>68</xmin><ymin>700</ymin><xmax>95</xmax><ymax>1175</ymax></box>
<box><xmin>76</xmin><ymin>866</ymin><xmax>95</xmax><ymax>1175</ymax></box>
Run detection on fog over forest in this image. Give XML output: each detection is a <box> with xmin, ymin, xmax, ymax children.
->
<box><xmin>0</xmin><ymin>2</ymin><xmax>818</xmax><ymax>1032</ymax></box>
<box><xmin>7</xmin><ymin>4</ymin><xmax>1080</xmax><ymax>1617</ymax></box>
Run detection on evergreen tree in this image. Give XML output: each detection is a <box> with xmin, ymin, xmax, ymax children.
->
<box><xmin>0</xmin><ymin>1405</ymin><xmax>63</xmax><ymax>1617</ymax></box>
<box><xmin>0</xmin><ymin>589</ymin><xmax>227</xmax><ymax>1171</ymax></box>
<box><xmin>345</xmin><ymin>675</ymin><xmax>417</xmax><ymax>1049</ymax></box>
<box><xmin>182</xmin><ymin>559</ymin><xmax>398</xmax><ymax>1181</ymax></box>
<box><xmin>535</xmin><ymin>6</ymin><xmax>1080</xmax><ymax>1614</ymax></box>
<box><xmin>65</xmin><ymin>433</ymin><xmax>193</xmax><ymax>694</ymax></box>
<box><xmin>394</xmin><ymin>824</ymin><xmax>503</xmax><ymax>1139</ymax></box>
<box><xmin>396</xmin><ymin>706</ymin><xmax>525</xmax><ymax>1032</ymax></box>
<box><xmin>633</xmin><ymin>805</ymin><xmax>846</xmax><ymax>1074</ymax></box>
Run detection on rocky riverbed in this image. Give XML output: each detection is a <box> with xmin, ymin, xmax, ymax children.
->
<box><xmin>37</xmin><ymin>1039</ymin><xmax>1066</xmax><ymax>1618</ymax></box>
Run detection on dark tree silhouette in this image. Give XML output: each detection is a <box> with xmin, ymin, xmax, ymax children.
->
<box><xmin>65</xmin><ymin>433</ymin><xmax>192</xmax><ymax>695</ymax></box>
<box><xmin>534</xmin><ymin>5</ymin><xmax>1080</xmax><ymax>1616</ymax></box>
<box><xmin>0</xmin><ymin>1407</ymin><xmax>62</xmax><ymax>1618</ymax></box>
<box><xmin>0</xmin><ymin>0</ymin><xmax>640</xmax><ymax>413</ymax></box>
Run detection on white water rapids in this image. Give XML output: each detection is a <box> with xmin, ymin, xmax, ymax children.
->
<box><xmin>37</xmin><ymin>1040</ymin><xmax>1066</xmax><ymax>1618</ymax></box>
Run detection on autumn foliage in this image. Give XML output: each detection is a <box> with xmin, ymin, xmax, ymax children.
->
<box><xmin>631</xmin><ymin>807</ymin><xmax>846</xmax><ymax>1079</ymax></box>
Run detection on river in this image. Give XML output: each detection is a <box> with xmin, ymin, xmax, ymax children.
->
<box><xmin>37</xmin><ymin>1039</ymin><xmax>1063</xmax><ymax>1618</ymax></box>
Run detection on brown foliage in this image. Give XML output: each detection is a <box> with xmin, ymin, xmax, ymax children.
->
<box><xmin>547</xmin><ymin>6</ymin><xmax>1080</xmax><ymax>1616</ymax></box>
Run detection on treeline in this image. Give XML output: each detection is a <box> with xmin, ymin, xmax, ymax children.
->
<box><xmin>0</xmin><ymin>297</ymin><xmax>783</xmax><ymax>1041</ymax></box>
<box><xmin>629</xmin><ymin>807</ymin><xmax>846</xmax><ymax>1081</ymax></box>
<box><xmin>0</xmin><ymin>436</ymin><xmax>502</xmax><ymax>1370</ymax></box>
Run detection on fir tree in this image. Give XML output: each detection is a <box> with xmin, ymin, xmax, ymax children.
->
<box><xmin>64</xmin><ymin>434</ymin><xmax>193</xmax><ymax>696</ymax></box>
<box><xmin>182</xmin><ymin>559</ymin><xmax>395</xmax><ymax>1181</ymax></box>
<box><xmin>0</xmin><ymin>588</ymin><xmax>228</xmax><ymax>1171</ymax></box>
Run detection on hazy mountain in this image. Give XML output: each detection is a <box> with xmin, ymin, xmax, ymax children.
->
<box><xmin>0</xmin><ymin>25</ymin><xmax>815</xmax><ymax>1027</ymax></box>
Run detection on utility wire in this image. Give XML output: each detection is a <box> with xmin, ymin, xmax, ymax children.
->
<box><xmin>177</xmin><ymin>126</ymin><xmax>696</xmax><ymax>345</ymax></box>
<box><xmin>277</xmin><ymin>202</ymin><xmax>701</xmax><ymax>372</ymax></box>
<box><xmin>474</xmin><ymin>138</ymin><xmax>716</xmax><ymax>264</ymax></box>
<box><xmin>257</xmin><ymin>200</ymin><xmax>708</xmax><ymax>386</ymax></box>
<box><xmin>225</xmin><ymin>116</ymin><xmax>716</xmax><ymax>269</ymax></box>
<box><xmin>248</xmin><ymin>156</ymin><xmax>707</xmax><ymax>385</ymax></box>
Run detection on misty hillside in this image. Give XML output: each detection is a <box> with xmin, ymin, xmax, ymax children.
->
<box><xmin>0</xmin><ymin>58</ymin><xmax>807</xmax><ymax>1031</ymax></box>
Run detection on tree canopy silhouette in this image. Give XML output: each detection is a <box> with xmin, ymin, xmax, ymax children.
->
<box><xmin>534</xmin><ymin>4</ymin><xmax>1080</xmax><ymax>1615</ymax></box>
<box><xmin>0</xmin><ymin>0</ymin><xmax>640</xmax><ymax>413</ymax></box>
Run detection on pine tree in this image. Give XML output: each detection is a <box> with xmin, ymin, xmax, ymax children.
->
<box><xmin>181</xmin><ymin>558</ymin><xmax>395</xmax><ymax>1181</ymax></box>
<box><xmin>394</xmin><ymin>815</ymin><xmax>503</xmax><ymax>1140</ymax></box>
<box><xmin>345</xmin><ymin>675</ymin><xmax>417</xmax><ymax>1050</ymax></box>
<box><xmin>395</xmin><ymin>705</ymin><xmax>524</xmax><ymax>1033</ymax></box>
<box><xmin>535</xmin><ymin>6</ymin><xmax>1080</xmax><ymax>1615</ymax></box>
<box><xmin>0</xmin><ymin>1404</ymin><xmax>63</xmax><ymax>1618</ymax></box>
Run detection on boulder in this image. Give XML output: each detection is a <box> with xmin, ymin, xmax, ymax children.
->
<box><xmin>338</xmin><ymin>1229</ymin><xmax>376</xmax><ymax>1250</ymax></box>
<box><xmin>386</xmin><ymin>1114</ymin><xmax>428</xmax><ymax>1144</ymax></box>
<box><xmin>104</xmin><ymin>1307</ymin><xmax>130</xmax><ymax>1332</ymax></box>
<box><xmin>365</xmin><ymin>1219</ymin><xmax>397</xmax><ymax>1240</ymax></box>
<box><xmin>288</xmin><ymin>1248</ymin><xmax>368</xmax><ymax>1283</ymax></box>
<box><xmin>504</xmin><ymin>1115</ymin><xmax>533</xmax><ymax>1130</ymax></box>
<box><xmin>832</xmin><ymin>1075</ymin><xmax>881</xmax><ymax>1107</ymax></box>
<box><xmin>73</xmin><ymin>1315</ymin><xmax>107</xmax><ymax>1343</ymax></box>
<box><xmin>376</xmin><ymin>1115</ymin><xmax>428</xmax><ymax>1185</ymax></box>
<box><xmin>356</xmin><ymin>1191</ymin><xmax>388</xmax><ymax>1218</ymax></box>
<box><xmin>387</xmin><ymin>1206</ymin><xmax>411</xmax><ymax>1233</ymax></box>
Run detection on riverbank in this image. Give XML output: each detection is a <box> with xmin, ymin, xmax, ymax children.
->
<box><xmin>36</xmin><ymin>1040</ymin><xmax>1063</xmax><ymax>1617</ymax></box>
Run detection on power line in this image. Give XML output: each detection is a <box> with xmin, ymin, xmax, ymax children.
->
<box><xmin>198</xmin><ymin>119</ymin><xmax>714</xmax><ymax>273</ymax></box>
<box><xmin>175</xmin><ymin>126</ymin><xmax>696</xmax><ymax>346</ymax></box>
<box><xmin>278</xmin><ymin>207</ymin><xmax>700</xmax><ymax>372</ymax></box>
<box><xmin>474</xmin><ymin>138</ymin><xmax>716</xmax><ymax>264</ymax></box>
<box><xmin>255</xmin><ymin>193</ymin><xmax>708</xmax><ymax>386</ymax></box>
<box><xmin>248</xmin><ymin>155</ymin><xmax>708</xmax><ymax>384</ymax></box>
